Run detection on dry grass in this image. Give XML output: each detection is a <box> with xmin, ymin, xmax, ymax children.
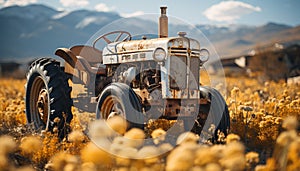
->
<box><xmin>0</xmin><ymin>77</ymin><xmax>299</xmax><ymax>171</ymax></box>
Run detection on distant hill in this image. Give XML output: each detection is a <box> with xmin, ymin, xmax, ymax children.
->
<box><xmin>0</xmin><ymin>4</ymin><xmax>299</xmax><ymax>61</ymax></box>
<box><xmin>198</xmin><ymin>23</ymin><xmax>300</xmax><ymax>57</ymax></box>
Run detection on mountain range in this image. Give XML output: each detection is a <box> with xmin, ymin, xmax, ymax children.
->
<box><xmin>0</xmin><ymin>4</ymin><xmax>299</xmax><ymax>62</ymax></box>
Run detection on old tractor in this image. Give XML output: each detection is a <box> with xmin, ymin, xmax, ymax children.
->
<box><xmin>25</xmin><ymin>7</ymin><xmax>230</xmax><ymax>140</ymax></box>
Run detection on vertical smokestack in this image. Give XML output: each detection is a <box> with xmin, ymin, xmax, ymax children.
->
<box><xmin>159</xmin><ymin>6</ymin><xmax>168</xmax><ymax>38</ymax></box>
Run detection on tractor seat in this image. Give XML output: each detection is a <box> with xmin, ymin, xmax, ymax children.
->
<box><xmin>70</xmin><ymin>45</ymin><xmax>105</xmax><ymax>75</ymax></box>
<box><xmin>70</xmin><ymin>45</ymin><xmax>103</xmax><ymax>64</ymax></box>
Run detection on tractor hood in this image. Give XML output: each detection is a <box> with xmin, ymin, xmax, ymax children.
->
<box><xmin>102</xmin><ymin>36</ymin><xmax>201</xmax><ymax>64</ymax></box>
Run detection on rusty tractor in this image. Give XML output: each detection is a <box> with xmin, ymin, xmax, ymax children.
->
<box><xmin>25</xmin><ymin>7</ymin><xmax>229</xmax><ymax>140</ymax></box>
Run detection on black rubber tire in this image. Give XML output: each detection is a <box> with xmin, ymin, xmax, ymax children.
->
<box><xmin>96</xmin><ymin>83</ymin><xmax>144</xmax><ymax>129</ymax></box>
<box><xmin>208</xmin><ymin>87</ymin><xmax>230</xmax><ymax>137</ymax></box>
<box><xmin>193</xmin><ymin>86</ymin><xmax>230</xmax><ymax>142</ymax></box>
<box><xmin>25</xmin><ymin>58</ymin><xmax>73</xmax><ymax>138</ymax></box>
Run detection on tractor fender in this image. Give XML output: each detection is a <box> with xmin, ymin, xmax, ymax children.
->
<box><xmin>55</xmin><ymin>48</ymin><xmax>101</xmax><ymax>74</ymax></box>
<box><xmin>55</xmin><ymin>48</ymin><xmax>78</xmax><ymax>68</ymax></box>
<box><xmin>55</xmin><ymin>48</ymin><xmax>90</xmax><ymax>84</ymax></box>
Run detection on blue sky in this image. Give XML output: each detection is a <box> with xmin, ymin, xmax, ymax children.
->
<box><xmin>0</xmin><ymin>0</ymin><xmax>299</xmax><ymax>26</ymax></box>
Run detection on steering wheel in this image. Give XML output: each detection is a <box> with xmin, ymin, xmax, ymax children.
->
<box><xmin>92</xmin><ymin>31</ymin><xmax>132</xmax><ymax>48</ymax></box>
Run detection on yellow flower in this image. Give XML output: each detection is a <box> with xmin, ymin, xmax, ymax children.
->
<box><xmin>124</xmin><ymin>128</ymin><xmax>145</xmax><ymax>148</ymax></box>
<box><xmin>151</xmin><ymin>128</ymin><xmax>166</xmax><ymax>145</ymax></box>
<box><xmin>0</xmin><ymin>155</ymin><xmax>8</xmax><ymax>169</ymax></box>
<box><xmin>138</xmin><ymin>146</ymin><xmax>160</xmax><ymax>165</ymax></box>
<box><xmin>255</xmin><ymin>165</ymin><xmax>267</xmax><ymax>171</ymax></box>
<box><xmin>276</xmin><ymin>130</ymin><xmax>297</xmax><ymax>146</ymax></box>
<box><xmin>107</xmin><ymin>115</ymin><xmax>128</xmax><ymax>135</ymax></box>
<box><xmin>205</xmin><ymin>163</ymin><xmax>222</xmax><ymax>171</ymax></box>
<box><xmin>50</xmin><ymin>152</ymin><xmax>78</xmax><ymax>171</ymax></box>
<box><xmin>89</xmin><ymin>120</ymin><xmax>114</xmax><ymax>138</ymax></box>
<box><xmin>264</xmin><ymin>82</ymin><xmax>270</xmax><ymax>87</ymax></box>
<box><xmin>290</xmin><ymin>100</ymin><xmax>299</xmax><ymax>107</ymax></box>
<box><xmin>220</xmin><ymin>154</ymin><xmax>246</xmax><ymax>171</ymax></box>
<box><xmin>115</xmin><ymin>147</ymin><xmax>138</xmax><ymax>166</ymax></box>
<box><xmin>282</xmin><ymin>116</ymin><xmax>298</xmax><ymax>131</ymax></box>
<box><xmin>223</xmin><ymin>142</ymin><xmax>245</xmax><ymax>158</ymax></box>
<box><xmin>158</xmin><ymin>143</ymin><xmax>173</xmax><ymax>154</ymax></box>
<box><xmin>226</xmin><ymin>133</ymin><xmax>241</xmax><ymax>144</ymax></box>
<box><xmin>231</xmin><ymin>86</ymin><xmax>240</xmax><ymax>96</ymax></box>
<box><xmin>81</xmin><ymin>162</ymin><xmax>97</xmax><ymax>171</ymax></box>
<box><xmin>287</xmin><ymin>137</ymin><xmax>300</xmax><ymax>163</ymax></box>
<box><xmin>0</xmin><ymin>135</ymin><xmax>16</xmax><ymax>155</ymax></box>
<box><xmin>194</xmin><ymin>146</ymin><xmax>218</xmax><ymax>166</ymax></box>
<box><xmin>53</xmin><ymin>117</ymin><xmax>60</xmax><ymax>123</ymax></box>
<box><xmin>176</xmin><ymin>132</ymin><xmax>199</xmax><ymax>145</ymax></box>
<box><xmin>259</xmin><ymin>121</ymin><xmax>266</xmax><ymax>128</ymax></box>
<box><xmin>166</xmin><ymin>146</ymin><xmax>194</xmax><ymax>171</ymax></box>
<box><xmin>68</xmin><ymin>130</ymin><xmax>85</xmax><ymax>143</ymax></box>
<box><xmin>274</xmin><ymin>117</ymin><xmax>283</xmax><ymax>125</ymax></box>
<box><xmin>20</xmin><ymin>136</ymin><xmax>42</xmax><ymax>155</ymax></box>
<box><xmin>246</xmin><ymin>151</ymin><xmax>259</xmax><ymax>165</ymax></box>
<box><xmin>81</xmin><ymin>142</ymin><xmax>112</xmax><ymax>166</ymax></box>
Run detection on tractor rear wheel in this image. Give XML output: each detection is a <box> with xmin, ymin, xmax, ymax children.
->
<box><xmin>25</xmin><ymin>58</ymin><xmax>73</xmax><ymax>138</ymax></box>
<box><xmin>96</xmin><ymin>83</ymin><xmax>144</xmax><ymax>130</ymax></box>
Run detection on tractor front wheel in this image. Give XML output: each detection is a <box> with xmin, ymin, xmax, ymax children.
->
<box><xmin>96</xmin><ymin>83</ymin><xmax>144</xmax><ymax>130</ymax></box>
<box><xmin>191</xmin><ymin>86</ymin><xmax>230</xmax><ymax>143</ymax></box>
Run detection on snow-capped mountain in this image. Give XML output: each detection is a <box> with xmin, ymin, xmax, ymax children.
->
<box><xmin>0</xmin><ymin>4</ymin><xmax>299</xmax><ymax>60</ymax></box>
<box><xmin>0</xmin><ymin>4</ymin><xmax>58</xmax><ymax>20</ymax></box>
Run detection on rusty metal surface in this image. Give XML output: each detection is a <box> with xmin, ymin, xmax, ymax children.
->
<box><xmin>37</xmin><ymin>89</ymin><xmax>49</xmax><ymax>123</ymax></box>
<box><xmin>102</xmin><ymin>37</ymin><xmax>200</xmax><ymax>64</ymax></box>
<box><xmin>159</xmin><ymin>6</ymin><xmax>168</xmax><ymax>38</ymax></box>
<box><xmin>163</xmin><ymin>99</ymin><xmax>199</xmax><ymax>118</ymax></box>
<box><xmin>190</xmin><ymin>57</ymin><xmax>200</xmax><ymax>90</ymax></box>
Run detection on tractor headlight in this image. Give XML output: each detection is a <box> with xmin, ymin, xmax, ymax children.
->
<box><xmin>153</xmin><ymin>47</ymin><xmax>166</xmax><ymax>62</ymax></box>
<box><xmin>199</xmin><ymin>48</ymin><xmax>210</xmax><ymax>62</ymax></box>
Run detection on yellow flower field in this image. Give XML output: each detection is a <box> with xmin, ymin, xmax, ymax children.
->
<box><xmin>0</xmin><ymin>77</ymin><xmax>299</xmax><ymax>171</ymax></box>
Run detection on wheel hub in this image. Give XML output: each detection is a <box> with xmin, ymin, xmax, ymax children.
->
<box><xmin>102</xmin><ymin>96</ymin><xmax>125</xmax><ymax>119</ymax></box>
<box><xmin>37</xmin><ymin>89</ymin><xmax>48</xmax><ymax>123</ymax></box>
<box><xmin>107</xmin><ymin>112</ymin><xmax>120</xmax><ymax>120</ymax></box>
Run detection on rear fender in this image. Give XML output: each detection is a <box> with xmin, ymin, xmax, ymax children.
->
<box><xmin>55</xmin><ymin>48</ymin><xmax>90</xmax><ymax>84</ymax></box>
<box><xmin>55</xmin><ymin>48</ymin><xmax>77</xmax><ymax>67</ymax></box>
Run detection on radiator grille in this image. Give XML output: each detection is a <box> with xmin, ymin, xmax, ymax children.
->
<box><xmin>169</xmin><ymin>47</ymin><xmax>200</xmax><ymax>90</ymax></box>
<box><xmin>190</xmin><ymin>57</ymin><xmax>200</xmax><ymax>90</ymax></box>
<box><xmin>170</xmin><ymin>56</ymin><xmax>187</xmax><ymax>89</ymax></box>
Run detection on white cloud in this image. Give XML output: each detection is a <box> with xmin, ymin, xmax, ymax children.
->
<box><xmin>95</xmin><ymin>3</ymin><xmax>115</xmax><ymax>12</ymax></box>
<box><xmin>1</xmin><ymin>0</ymin><xmax>37</xmax><ymax>7</ymax></box>
<box><xmin>59</xmin><ymin>0</ymin><xmax>89</xmax><ymax>7</ymax></box>
<box><xmin>121</xmin><ymin>11</ymin><xmax>144</xmax><ymax>18</ymax></box>
<box><xmin>203</xmin><ymin>0</ymin><xmax>261</xmax><ymax>23</ymax></box>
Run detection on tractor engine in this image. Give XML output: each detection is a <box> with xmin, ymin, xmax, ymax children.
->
<box><xmin>100</xmin><ymin>7</ymin><xmax>209</xmax><ymax>121</ymax></box>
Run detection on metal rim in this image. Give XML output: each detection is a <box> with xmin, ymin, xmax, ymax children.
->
<box><xmin>29</xmin><ymin>76</ymin><xmax>50</xmax><ymax>130</ymax></box>
<box><xmin>101</xmin><ymin>95</ymin><xmax>125</xmax><ymax>119</ymax></box>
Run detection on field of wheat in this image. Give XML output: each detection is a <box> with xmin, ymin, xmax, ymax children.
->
<box><xmin>0</xmin><ymin>77</ymin><xmax>299</xmax><ymax>171</ymax></box>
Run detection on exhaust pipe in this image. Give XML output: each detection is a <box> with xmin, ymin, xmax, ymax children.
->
<box><xmin>159</xmin><ymin>6</ymin><xmax>168</xmax><ymax>38</ymax></box>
